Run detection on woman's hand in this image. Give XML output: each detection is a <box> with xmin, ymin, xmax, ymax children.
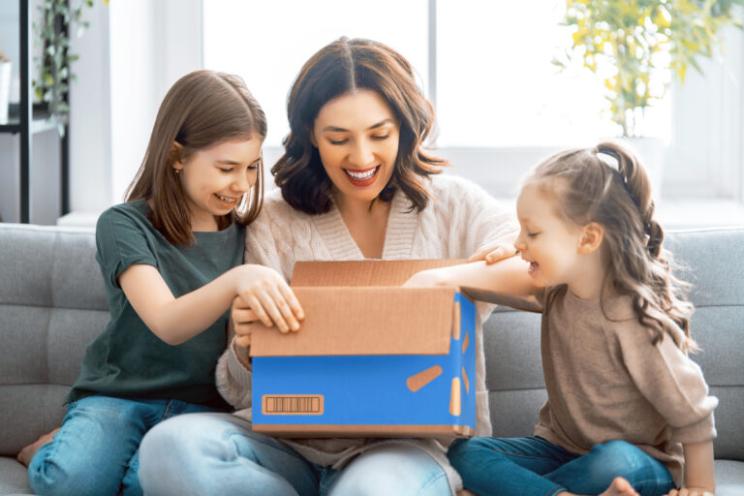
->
<box><xmin>468</xmin><ymin>241</ymin><xmax>518</xmax><ymax>265</ymax></box>
<box><xmin>666</xmin><ymin>488</ymin><xmax>714</xmax><ymax>496</ymax></box>
<box><xmin>231</xmin><ymin>296</ymin><xmax>259</xmax><ymax>349</ymax></box>
<box><xmin>233</xmin><ymin>265</ymin><xmax>304</xmax><ymax>335</ymax></box>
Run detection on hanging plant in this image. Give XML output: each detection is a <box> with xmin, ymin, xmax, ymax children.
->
<box><xmin>33</xmin><ymin>0</ymin><xmax>96</xmax><ymax>134</ymax></box>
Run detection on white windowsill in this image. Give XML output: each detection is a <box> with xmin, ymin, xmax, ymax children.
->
<box><xmin>57</xmin><ymin>198</ymin><xmax>744</xmax><ymax>231</ymax></box>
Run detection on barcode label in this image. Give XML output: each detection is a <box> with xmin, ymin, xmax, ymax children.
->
<box><xmin>262</xmin><ymin>395</ymin><xmax>324</xmax><ymax>415</ymax></box>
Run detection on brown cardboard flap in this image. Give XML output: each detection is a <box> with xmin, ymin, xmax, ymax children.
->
<box><xmin>250</xmin><ymin>287</ymin><xmax>455</xmax><ymax>357</ymax></box>
<box><xmin>291</xmin><ymin>260</ymin><xmax>465</xmax><ymax>287</ymax></box>
<box><xmin>460</xmin><ymin>286</ymin><xmax>543</xmax><ymax>313</ymax></box>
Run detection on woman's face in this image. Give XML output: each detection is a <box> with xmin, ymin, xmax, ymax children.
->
<box><xmin>312</xmin><ymin>89</ymin><xmax>400</xmax><ymax>205</ymax></box>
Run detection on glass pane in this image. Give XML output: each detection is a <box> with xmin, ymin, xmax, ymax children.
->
<box><xmin>204</xmin><ymin>0</ymin><xmax>429</xmax><ymax>147</ymax></box>
<box><xmin>435</xmin><ymin>0</ymin><xmax>671</xmax><ymax>146</ymax></box>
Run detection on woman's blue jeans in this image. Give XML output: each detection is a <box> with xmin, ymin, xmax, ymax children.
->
<box><xmin>138</xmin><ymin>412</ymin><xmax>453</xmax><ymax>496</ymax></box>
<box><xmin>27</xmin><ymin>395</ymin><xmax>214</xmax><ymax>496</ymax></box>
<box><xmin>448</xmin><ymin>436</ymin><xmax>675</xmax><ymax>496</ymax></box>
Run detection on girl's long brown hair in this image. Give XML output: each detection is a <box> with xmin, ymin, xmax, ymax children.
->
<box><xmin>273</xmin><ymin>37</ymin><xmax>447</xmax><ymax>214</ymax></box>
<box><xmin>532</xmin><ymin>142</ymin><xmax>696</xmax><ymax>352</ymax></box>
<box><xmin>126</xmin><ymin>70</ymin><xmax>267</xmax><ymax>245</ymax></box>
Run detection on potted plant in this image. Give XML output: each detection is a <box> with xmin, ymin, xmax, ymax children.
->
<box><xmin>556</xmin><ymin>0</ymin><xmax>743</xmax><ymax>189</ymax></box>
<box><xmin>33</xmin><ymin>0</ymin><xmax>96</xmax><ymax>134</ymax></box>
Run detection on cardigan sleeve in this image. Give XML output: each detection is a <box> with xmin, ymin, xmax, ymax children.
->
<box><xmin>215</xmin><ymin>339</ymin><xmax>253</xmax><ymax>411</ymax></box>
<box><xmin>244</xmin><ymin>213</ymin><xmax>289</xmax><ymax>279</ymax></box>
<box><xmin>433</xmin><ymin>174</ymin><xmax>518</xmax><ymax>259</ymax></box>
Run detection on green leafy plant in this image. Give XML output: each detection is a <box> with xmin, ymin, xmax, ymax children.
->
<box><xmin>33</xmin><ymin>0</ymin><xmax>96</xmax><ymax>133</ymax></box>
<box><xmin>557</xmin><ymin>0</ymin><xmax>743</xmax><ymax>137</ymax></box>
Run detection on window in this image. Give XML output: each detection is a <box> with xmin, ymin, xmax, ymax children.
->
<box><xmin>203</xmin><ymin>0</ymin><xmax>744</xmax><ymax>212</ymax></box>
<box><xmin>203</xmin><ymin>0</ymin><xmax>429</xmax><ymax>148</ymax></box>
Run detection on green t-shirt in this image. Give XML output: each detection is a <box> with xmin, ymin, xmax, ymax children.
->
<box><xmin>68</xmin><ymin>199</ymin><xmax>245</xmax><ymax>408</ymax></box>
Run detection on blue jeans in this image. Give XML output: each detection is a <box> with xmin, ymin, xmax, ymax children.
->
<box><xmin>27</xmin><ymin>395</ymin><xmax>214</xmax><ymax>496</ymax></box>
<box><xmin>138</xmin><ymin>412</ymin><xmax>453</xmax><ymax>495</ymax></box>
<box><xmin>448</xmin><ymin>436</ymin><xmax>675</xmax><ymax>496</ymax></box>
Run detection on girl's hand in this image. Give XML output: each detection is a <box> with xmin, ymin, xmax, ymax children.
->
<box><xmin>666</xmin><ymin>489</ymin><xmax>714</xmax><ymax>496</ymax></box>
<box><xmin>468</xmin><ymin>241</ymin><xmax>519</xmax><ymax>265</ymax></box>
<box><xmin>234</xmin><ymin>265</ymin><xmax>304</xmax><ymax>334</ymax></box>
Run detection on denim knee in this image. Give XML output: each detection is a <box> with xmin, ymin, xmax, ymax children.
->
<box><xmin>28</xmin><ymin>448</ymin><xmax>120</xmax><ymax>496</ymax></box>
<box><xmin>448</xmin><ymin>437</ymin><xmax>502</xmax><ymax>471</ymax></box>
<box><xmin>139</xmin><ymin>414</ymin><xmax>300</xmax><ymax>496</ymax></box>
<box><xmin>586</xmin><ymin>440</ymin><xmax>654</xmax><ymax>479</ymax></box>
<box><xmin>328</xmin><ymin>444</ymin><xmax>451</xmax><ymax>496</ymax></box>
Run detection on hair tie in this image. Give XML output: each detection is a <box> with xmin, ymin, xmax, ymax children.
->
<box><xmin>593</xmin><ymin>147</ymin><xmax>641</xmax><ymax>209</ymax></box>
<box><xmin>595</xmin><ymin>149</ymin><xmax>621</xmax><ymax>175</ymax></box>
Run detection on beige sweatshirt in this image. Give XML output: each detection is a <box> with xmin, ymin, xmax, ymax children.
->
<box><xmin>215</xmin><ymin>173</ymin><xmax>518</xmax><ymax>493</ymax></box>
<box><xmin>533</xmin><ymin>286</ymin><xmax>718</xmax><ymax>486</ymax></box>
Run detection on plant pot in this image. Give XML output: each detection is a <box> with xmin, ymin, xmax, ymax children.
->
<box><xmin>618</xmin><ymin>137</ymin><xmax>666</xmax><ymax>201</ymax></box>
<box><xmin>0</xmin><ymin>61</ymin><xmax>11</xmax><ymax>124</ymax></box>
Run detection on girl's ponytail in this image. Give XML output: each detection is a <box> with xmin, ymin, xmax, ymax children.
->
<box><xmin>595</xmin><ymin>142</ymin><xmax>663</xmax><ymax>259</ymax></box>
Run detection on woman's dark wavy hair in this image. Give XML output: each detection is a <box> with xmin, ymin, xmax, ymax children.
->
<box><xmin>125</xmin><ymin>70</ymin><xmax>266</xmax><ymax>245</ymax></box>
<box><xmin>273</xmin><ymin>37</ymin><xmax>447</xmax><ymax>214</ymax></box>
<box><xmin>533</xmin><ymin>142</ymin><xmax>697</xmax><ymax>352</ymax></box>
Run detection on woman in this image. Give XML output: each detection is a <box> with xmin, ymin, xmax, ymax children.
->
<box><xmin>139</xmin><ymin>38</ymin><xmax>517</xmax><ymax>496</ymax></box>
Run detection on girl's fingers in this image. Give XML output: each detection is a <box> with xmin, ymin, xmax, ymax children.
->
<box><xmin>269</xmin><ymin>286</ymin><xmax>300</xmax><ymax>331</ymax></box>
<box><xmin>255</xmin><ymin>289</ymin><xmax>290</xmax><ymax>333</ymax></box>
<box><xmin>278</xmin><ymin>282</ymin><xmax>305</xmax><ymax>320</ymax></box>
<box><xmin>242</xmin><ymin>294</ymin><xmax>274</xmax><ymax>329</ymax></box>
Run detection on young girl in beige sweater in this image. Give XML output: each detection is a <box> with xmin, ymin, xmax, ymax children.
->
<box><xmin>407</xmin><ymin>142</ymin><xmax>717</xmax><ymax>496</ymax></box>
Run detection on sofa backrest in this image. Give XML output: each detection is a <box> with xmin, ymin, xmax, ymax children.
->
<box><xmin>484</xmin><ymin>228</ymin><xmax>744</xmax><ymax>461</ymax></box>
<box><xmin>0</xmin><ymin>224</ymin><xmax>107</xmax><ymax>456</ymax></box>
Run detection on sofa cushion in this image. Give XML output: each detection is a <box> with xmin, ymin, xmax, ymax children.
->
<box><xmin>0</xmin><ymin>225</ymin><xmax>106</xmax><ymax>456</ymax></box>
<box><xmin>0</xmin><ymin>457</ymin><xmax>29</xmax><ymax>496</ymax></box>
<box><xmin>716</xmin><ymin>460</ymin><xmax>744</xmax><ymax>496</ymax></box>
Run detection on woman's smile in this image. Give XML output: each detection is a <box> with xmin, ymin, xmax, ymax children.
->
<box><xmin>343</xmin><ymin>165</ymin><xmax>381</xmax><ymax>187</ymax></box>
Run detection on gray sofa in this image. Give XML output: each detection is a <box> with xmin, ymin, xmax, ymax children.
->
<box><xmin>1</xmin><ymin>223</ymin><xmax>742</xmax><ymax>495</ymax></box>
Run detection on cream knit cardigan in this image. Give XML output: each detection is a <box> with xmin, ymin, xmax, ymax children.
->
<box><xmin>216</xmin><ymin>173</ymin><xmax>517</xmax><ymax>493</ymax></box>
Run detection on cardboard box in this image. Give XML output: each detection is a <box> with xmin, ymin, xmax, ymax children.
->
<box><xmin>249</xmin><ymin>260</ymin><xmax>477</xmax><ymax>437</ymax></box>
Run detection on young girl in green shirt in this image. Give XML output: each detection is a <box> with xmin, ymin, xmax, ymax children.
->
<box><xmin>20</xmin><ymin>70</ymin><xmax>304</xmax><ymax>496</ymax></box>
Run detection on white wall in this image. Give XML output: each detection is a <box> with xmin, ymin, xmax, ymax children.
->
<box><xmin>108</xmin><ymin>0</ymin><xmax>202</xmax><ymax>204</ymax></box>
<box><xmin>69</xmin><ymin>0</ymin><xmax>112</xmax><ymax>212</ymax></box>
<box><xmin>666</xmin><ymin>23</ymin><xmax>744</xmax><ymax>199</ymax></box>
